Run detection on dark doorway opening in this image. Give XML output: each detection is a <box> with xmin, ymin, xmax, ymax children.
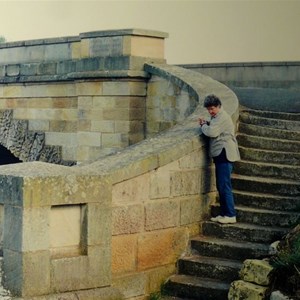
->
<box><xmin>0</xmin><ymin>145</ymin><xmax>21</xmax><ymax>165</ymax></box>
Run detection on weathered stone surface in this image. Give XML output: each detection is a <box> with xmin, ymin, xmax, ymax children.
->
<box><xmin>145</xmin><ymin>199</ymin><xmax>180</xmax><ymax>230</ymax></box>
<box><xmin>112</xmin><ymin>173</ymin><xmax>150</xmax><ymax>203</ymax></box>
<box><xmin>111</xmin><ymin>234</ymin><xmax>137</xmax><ymax>274</ymax></box>
<box><xmin>240</xmin><ymin>259</ymin><xmax>274</xmax><ymax>286</ymax></box>
<box><xmin>0</xmin><ymin>57</ymin><xmax>240</xmax><ymax>300</ymax></box>
<box><xmin>228</xmin><ymin>280</ymin><xmax>269</xmax><ymax>300</ymax></box>
<box><xmin>112</xmin><ymin>204</ymin><xmax>144</xmax><ymax>235</ymax></box>
<box><xmin>112</xmin><ymin>273</ymin><xmax>146</xmax><ymax>299</ymax></box>
<box><xmin>137</xmin><ymin>227</ymin><xmax>188</xmax><ymax>271</ymax></box>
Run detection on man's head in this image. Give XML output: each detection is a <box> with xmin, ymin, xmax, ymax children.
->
<box><xmin>204</xmin><ymin>94</ymin><xmax>222</xmax><ymax>117</ymax></box>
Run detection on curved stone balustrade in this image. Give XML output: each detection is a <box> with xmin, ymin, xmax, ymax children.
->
<box><xmin>0</xmin><ymin>63</ymin><xmax>239</xmax><ymax>299</ymax></box>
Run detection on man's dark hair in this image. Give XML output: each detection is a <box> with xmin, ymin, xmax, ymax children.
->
<box><xmin>204</xmin><ymin>94</ymin><xmax>222</xmax><ymax>108</ymax></box>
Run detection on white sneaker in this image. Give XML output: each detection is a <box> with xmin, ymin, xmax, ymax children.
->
<box><xmin>210</xmin><ymin>215</ymin><xmax>224</xmax><ymax>222</ymax></box>
<box><xmin>217</xmin><ymin>216</ymin><xmax>237</xmax><ymax>224</ymax></box>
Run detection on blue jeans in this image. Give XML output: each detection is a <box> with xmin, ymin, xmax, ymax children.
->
<box><xmin>215</xmin><ymin>161</ymin><xmax>236</xmax><ymax>217</ymax></box>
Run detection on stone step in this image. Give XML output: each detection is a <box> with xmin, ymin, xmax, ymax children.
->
<box><xmin>239</xmin><ymin>146</ymin><xmax>300</xmax><ymax>165</ymax></box>
<box><xmin>164</xmin><ymin>274</ymin><xmax>230</xmax><ymax>300</ymax></box>
<box><xmin>178</xmin><ymin>255</ymin><xmax>242</xmax><ymax>283</ymax></box>
<box><xmin>239</xmin><ymin>112</ymin><xmax>300</xmax><ymax>130</ymax></box>
<box><xmin>202</xmin><ymin>221</ymin><xmax>287</xmax><ymax>244</ymax></box>
<box><xmin>211</xmin><ymin>205</ymin><xmax>299</xmax><ymax>227</ymax></box>
<box><xmin>238</xmin><ymin>122</ymin><xmax>300</xmax><ymax>141</ymax></box>
<box><xmin>161</xmin><ymin>297</ymin><xmax>188</xmax><ymax>300</ymax></box>
<box><xmin>234</xmin><ymin>160</ymin><xmax>300</xmax><ymax>181</ymax></box>
<box><xmin>191</xmin><ymin>236</ymin><xmax>270</xmax><ymax>261</ymax></box>
<box><xmin>240</xmin><ymin>108</ymin><xmax>300</xmax><ymax>122</ymax></box>
<box><xmin>232</xmin><ymin>174</ymin><xmax>300</xmax><ymax>197</ymax></box>
<box><xmin>233</xmin><ymin>190</ymin><xmax>300</xmax><ymax>212</ymax></box>
<box><xmin>237</xmin><ymin>133</ymin><xmax>300</xmax><ymax>152</ymax></box>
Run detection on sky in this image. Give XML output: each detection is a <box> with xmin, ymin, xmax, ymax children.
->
<box><xmin>0</xmin><ymin>0</ymin><xmax>299</xmax><ymax>64</ymax></box>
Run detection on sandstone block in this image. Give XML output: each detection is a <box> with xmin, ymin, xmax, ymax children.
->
<box><xmin>3</xmin><ymin>85</ymin><xmax>22</xmax><ymax>97</ymax></box>
<box><xmin>111</xmin><ymin>155</ymin><xmax>158</xmax><ymax>184</ymax></box>
<box><xmin>112</xmin><ymin>273</ymin><xmax>146</xmax><ymax>299</ymax></box>
<box><xmin>103</xmin><ymin>108</ymin><xmax>129</xmax><ymax>121</ymax></box>
<box><xmin>76</xmin><ymin>287</ymin><xmax>124</xmax><ymax>300</ymax></box>
<box><xmin>3</xmin><ymin>205</ymin><xmax>22</xmax><ymax>251</ymax></box>
<box><xmin>76</xmin><ymin>81</ymin><xmax>102</xmax><ymax>96</ymax></box>
<box><xmin>49</xmin><ymin>120</ymin><xmax>77</xmax><ymax>132</ymax></box>
<box><xmin>29</xmin><ymin>120</ymin><xmax>50</xmax><ymax>131</ymax></box>
<box><xmin>50</xmin><ymin>205</ymin><xmax>81</xmax><ymax>257</ymax></box>
<box><xmin>102</xmin><ymin>133</ymin><xmax>124</xmax><ymax>148</ymax></box>
<box><xmin>128</xmin><ymin>36</ymin><xmax>165</xmax><ymax>59</ymax></box>
<box><xmin>52</xmin><ymin>97</ymin><xmax>78</xmax><ymax>109</ymax></box>
<box><xmin>112</xmin><ymin>204</ymin><xmax>144</xmax><ymax>235</ymax></box>
<box><xmin>37</xmin><ymin>62</ymin><xmax>56</xmax><ymax>75</ymax></box>
<box><xmin>111</xmin><ymin>234</ymin><xmax>137</xmax><ymax>274</ymax></box>
<box><xmin>228</xmin><ymin>280</ymin><xmax>269</xmax><ymax>300</ymax></box>
<box><xmin>76</xmin><ymin>145</ymin><xmax>94</xmax><ymax>162</ymax></box>
<box><xmin>91</xmin><ymin>120</ymin><xmax>115</xmax><ymax>132</ymax></box>
<box><xmin>26</xmin><ymin>97</ymin><xmax>53</xmax><ymax>108</ymax></box>
<box><xmin>87</xmin><ymin>203</ymin><xmax>112</xmax><ymax>246</ymax></box>
<box><xmin>20</xmin><ymin>63</ymin><xmax>38</xmax><ymax>76</ymax></box>
<box><xmin>62</xmin><ymin>148</ymin><xmax>77</xmax><ymax>162</ymax></box>
<box><xmin>6</xmin><ymin>65</ymin><xmax>20</xmax><ymax>76</ymax></box>
<box><xmin>158</xmin><ymin>140</ymin><xmax>195</xmax><ymax>167</ymax></box>
<box><xmin>57</xmin><ymin>60</ymin><xmax>76</xmax><ymax>75</ymax></box>
<box><xmin>80</xmin><ymin>39</ymin><xmax>90</xmax><ymax>58</ymax></box>
<box><xmin>71</xmin><ymin>41</ymin><xmax>81</xmax><ymax>59</ymax></box>
<box><xmin>90</xmin><ymin>36</ymin><xmax>123</xmax><ymax>57</ymax></box>
<box><xmin>145</xmin><ymin>199</ymin><xmax>180</xmax><ymax>231</ymax></box>
<box><xmin>23</xmin><ymin>207</ymin><xmax>50</xmax><ymax>252</ymax></box>
<box><xmin>112</xmin><ymin>173</ymin><xmax>150</xmax><ymax>204</ymax></box>
<box><xmin>240</xmin><ymin>259</ymin><xmax>274</xmax><ymax>286</ymax></box>
<box><xmin>149</xmin><ymin>161</ymin><xmax>179</xmax><ymax>200</ymax></box>
<box><xmin>129</xmin><ymin>108</ymin><xmax>146</xmax><ymax>120</ymax></box>
<box><xmin>114</xmin><ymin>121</ymin><xmax>130</xmax><ymax>133</ymax></box>
<box><xmin>78</xmin><ymin>96</ymin><xmax>93</xmax><ymax>108</ymax></box>
<box><xmin>51</xmin><ymin>245</ymin><xmax>112</xmax><ymax>293</ymax></box>
<box><xmin>137</xmin><ymin>227</ymin><xmax>188</xmax><ymax>270</ymax></box>
<box><xmin>93</xmin><ymin>96</ymin><xmax>116</xmax><ymax>108</ymax></box>
<box><xmin>178</xmin><ymin>149</ymin><xmax>208</xmax><ymax>169</ymax></box>
<box><xmin>180</xmin><ymin>196</ymin><xmax>202</xmax><ymax>225</ymax></box>
<box><xmin>51</xmin><ymin>256</ymin><xmax>89</xmax><ymax>292</ymax></box>
<box><xmin>77</xmin><ymin>132</ymin><xmax>101</xmax><ymax>147</ymax></box>
<box><xmin>79</xmin><ymin>108</ymin><xmax>104</xmax><ymax>121</ymax></box>
<box><xmin>102</xmin><ymin>81</ymin><xmax>146</xmax><ymax>96</ymax></box>
<box><xmin>128</xmin><ymin>132</ymin><xmax>144</xmax><ymax>145</ymax></box>
<box><xmin>0</xmin><ymin>65</ymin><xmax>5</xmax><ymax>77</ymax></box>
<box><xmin>22</xmin><ymin>250</ymin><xmax>51</xmax><ymax>297</ymax></box>
<box><xmin>45</xmin><ymin>132</ymin><xmax>77</xmax><ymax>146</ymax></box>
<box><xmin>170</xmin><ymin>169</ymin><xmax>201</xmax><ymax>197</ymax></box>
<box><xmin>44</xmin><ymin>43</ymin><xmax>72</xmax><ymax>62</ymax></box>
<box><xmin>145</xmin><ymin>264</ymin><xmax>176</xmax><ymax>294</ymax></box>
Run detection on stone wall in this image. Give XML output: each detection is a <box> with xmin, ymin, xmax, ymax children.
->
<box><xmin>182</xmin><ymin>62</ymin><xmax>300</xmax><ymax>112</ymax></box>
<box><xmin>0</xmin><ymin>62</ymin><xmax>239</xmax><ymax>299</ymax></box>
<box><xmin>0</xmin><ymin>29</ymin><xmax>167</xmax><ymax>164</ymax></box>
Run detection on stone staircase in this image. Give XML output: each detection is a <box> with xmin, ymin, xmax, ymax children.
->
<box><xmin>164</xmin><ymin>107</ymin><xmax>300</xmax><ymax>299</ymax></box>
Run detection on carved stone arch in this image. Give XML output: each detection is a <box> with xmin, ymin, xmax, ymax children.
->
<box><xmin>0</xmin><ymin>110</ymin><xmax>75</xmax><ymax>166</ymax></box>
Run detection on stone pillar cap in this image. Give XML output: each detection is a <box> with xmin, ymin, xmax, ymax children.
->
<box><xmin>80</xmin><ymin>28</ymin><xmax>169</xmax><ymax>39</ymax></box>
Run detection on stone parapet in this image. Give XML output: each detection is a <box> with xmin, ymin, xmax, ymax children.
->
<box><xmin>0</xmin><ymin>29</ymin><xmax>168</xmax><ymax>65</ymax></box>
<box><xmin>0</xmin><ymin>63</ymin><xmax>239</xmax><ymax>299</ymax></box>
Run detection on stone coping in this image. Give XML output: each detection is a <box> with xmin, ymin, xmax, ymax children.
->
<box><xmin>180</xmin><ymin>61</ymin><xmax>300</xmax><ymax>68</ymax></box>
<box><xmin>0</xmin><ymin>28</ymin><xmax>168</xmax><ymax>50</ymax></box>
<box><xmin>79</xmin><ymin>28</ymin><xmax>169</xmax><ymax>39</ymax></box>
<box><xmin>0</xmin><ymin>64</ymin><xmax>239</xmax><ymax>184</ymax></box>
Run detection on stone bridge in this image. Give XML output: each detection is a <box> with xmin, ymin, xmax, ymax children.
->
<box><xmin>0</xmin><ymin>28</ymin><xmax>298</xmax><ymax>299</ymax></box>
